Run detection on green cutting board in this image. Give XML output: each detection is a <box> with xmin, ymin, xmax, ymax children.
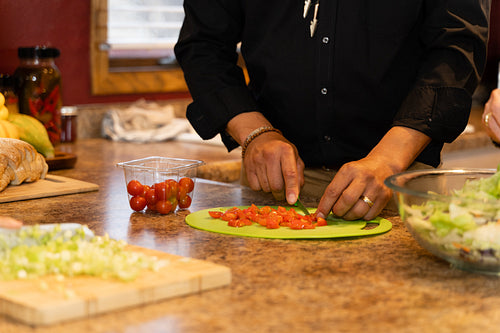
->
<box><xmin>185</xmin><ymin>206</ymin><xmax>392</xmax><ymax>239</ymax></box>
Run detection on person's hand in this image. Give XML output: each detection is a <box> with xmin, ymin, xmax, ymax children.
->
<box><xmin>244</xmin><ymin>131</ymin><xmax>305</xmax><ymax>204</ymax></box>
<box><xmin>315</xmin><ymin>157</ymin><xmax>393</xmax><ymax>221</ymax></box>
<box><xmin>0</xmin><ymin>216</ymin><xmax>23</xmax><ymax>229</ymax></box>
<box><xmin>483</xmin><ymin>88</ymin><xmax>500</xmax><ymax>143</ymax></box>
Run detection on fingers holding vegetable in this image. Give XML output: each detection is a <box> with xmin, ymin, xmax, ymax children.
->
<box><xmin>243</xmin><ymin>130</ymin><xmax>304</xmax><ymax>205</ymax></box>
<box><xmin>316</xmin><ymin>159</ymin><xmax>392</xmax><ymax>221</ymax></box>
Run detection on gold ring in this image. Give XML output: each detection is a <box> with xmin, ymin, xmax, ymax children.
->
<box><xmin>485</xmin><ymin>112</ymin><xmax>492</xmax><ymax>128</ymax></box>
<box><xmin>360</xmin><ymin>195</ymin><xmax>374</xmax><ymax>208</ymax></box>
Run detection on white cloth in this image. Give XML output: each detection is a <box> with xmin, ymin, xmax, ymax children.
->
<box><xmin>101</xmin><ymin>100</ymin><xmax>222</xmax><ymax>145</ymax></box>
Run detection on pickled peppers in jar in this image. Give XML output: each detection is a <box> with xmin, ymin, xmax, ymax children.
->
<box><xmin>14</xmin><ymin>46</ymin><xmax>62</xmax><ymax>144</ymax></box>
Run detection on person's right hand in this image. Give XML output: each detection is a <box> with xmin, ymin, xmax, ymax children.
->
<box><xmin>483</xmin><ymin>88</ymin><xmax>500</xmax><ymax>143</ymax></box>
<box><xmin>0</xmin><ymin>216</ymin><xmax>23</xmax><ymax>229</ymax></box>
<box><xmin>243</xmin><ymin>130</ymin><xmax>305</xmax><ymax>204</ymax></box>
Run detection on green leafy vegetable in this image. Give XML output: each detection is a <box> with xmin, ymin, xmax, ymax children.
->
<box><xmin>0</xmin><ymin>224</ymin><xmax>166</xmax><ymax>281</ymax></box>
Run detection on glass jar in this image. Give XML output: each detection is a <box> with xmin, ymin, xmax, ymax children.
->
<box><xmin>13</xmin><ymin>46</ymin><xmax>62</xmax><ymax>145</ymax></box>
<box><xmin>0</xmin><ymin>74</ymin><xmax>18</xmax><ymax>114</ymax></box>
<box><xmin>60</xmin><ymin>106</ymin><xmax>78</xmax><ymax>143</ymax></box>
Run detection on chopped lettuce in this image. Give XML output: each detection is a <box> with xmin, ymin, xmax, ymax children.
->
<box><xmin>0</xmin><ymin>224</ymin><xmax>167</xmax><ymax>281</ymax></box>
<box><xmin>405</xmin><ymin>167</ymin><xmax>500</xmax><ymax>268</ymax></box>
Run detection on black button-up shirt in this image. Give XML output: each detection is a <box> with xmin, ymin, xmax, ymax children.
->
<box><xmin>175</xmin><ymin>0</ymin><xmax>490</xmax><ymax>168</ymax></box>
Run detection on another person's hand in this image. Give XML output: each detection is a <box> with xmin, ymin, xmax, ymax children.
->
<box><xmin>244</xmin><ymin>131</ymin><xmax>305</xmax><ymax>204</ymax></box>
<box><xmin>315</xmin><ymin>157</ymin><xmax>393</xmax><ymax>221</ymax></box>
<box><xmin>0</xmin><ymin>216</ymin><xmax>23</xmax><ymax>229</ymax></box>
<box><xmin>483</xmin><ymin>88</ymin><xmax>500</xmax><ymax>143</ymax></box>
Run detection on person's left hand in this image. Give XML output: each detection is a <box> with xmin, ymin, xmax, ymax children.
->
<box><xmin>315</xmin><ymin>157</ymin><xmax>393</xmax><ymax>221</ymax></box>
<box><xmin>0</xmin><ymin>216</ymin><xmax>23</xmax><ymax>229</ymax></box>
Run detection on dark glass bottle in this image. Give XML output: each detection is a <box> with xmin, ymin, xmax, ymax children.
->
<box><xmin>60</xmin><ymin>106</ymin><xmax>78</xmax><ymax>143</ymax></box>
<box><xmin>0</xmin><ymin>74</ymin><xmax>18</xmax><ymax>114</ymax></box>
<box><xmin>14</xmin><ymin>46</ymin><xmax>62</xmax><ymax>145</ymax></box>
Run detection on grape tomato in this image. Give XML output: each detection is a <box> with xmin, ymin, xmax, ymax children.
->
<box><xmin>208</xmin><ymin>205</ymin><xmax>328</xmax><ymax>230</ymax></box>
<box><xmin>126</xmin><ymin>178</ymin><xmax>195</xmax><ymax>214</ymax></box>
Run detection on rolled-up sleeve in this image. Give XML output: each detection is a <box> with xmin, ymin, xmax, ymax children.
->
<box><xmin>393</xmin><ymin>0</ymin><xmax>491</xmax><ymax>143</ymax></box>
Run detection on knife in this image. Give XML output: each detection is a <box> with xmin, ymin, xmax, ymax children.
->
<box><xmin>294</xmin><ymin>196</ymin><xmax>311</xmax><ymax>215</ymax></box>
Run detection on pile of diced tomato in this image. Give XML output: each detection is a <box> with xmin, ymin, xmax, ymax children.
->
<box><xmin>208</xmin><ymin>204</ymin><xmax>328</xmax><ymax>229</ymax></box>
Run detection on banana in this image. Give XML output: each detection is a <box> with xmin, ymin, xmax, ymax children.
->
<box><xmin>0</xmin><ymin>119</ymin><xmax>20</xmax><ymax>139</ymax></box>
<box><xmin>0</xmin><ymin>105</ymin><xmax>8</xmax><ymax>121</ymax></box>
<box><xmin>8</xmin><ymin>113</ymin><xmax>55</xmax><ymax>158</ymax></box>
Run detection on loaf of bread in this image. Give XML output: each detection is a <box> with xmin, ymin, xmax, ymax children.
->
<box><xmin>0</xmin><ymin>138</ymin><xmax>48</xmax><ymax>192</ymax></box>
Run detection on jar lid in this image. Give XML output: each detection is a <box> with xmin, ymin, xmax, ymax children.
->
<box><xmin>18</xmin><ymin>46</ymin><xmax>60</xmax><ymax>59</ymax></box>
<box><xmin>61</xmin><ymin>106</ymin><xmax>78</xmax><ymax>116</ymax></box>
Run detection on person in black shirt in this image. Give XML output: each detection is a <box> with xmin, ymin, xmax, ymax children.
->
<box><xmin>175</xmin><ymin>1</ymin><xmax>491</xmax><ymax>220</ymax></box>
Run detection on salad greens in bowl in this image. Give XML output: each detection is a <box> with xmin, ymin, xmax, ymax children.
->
<box><xmin>385</xmin><ymin>167</ymin><xmax>500</xmax><ymax>275</ymax></box>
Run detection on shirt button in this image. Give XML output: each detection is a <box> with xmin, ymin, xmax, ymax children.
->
<box><xmin>321</xmin><ymin>88</ymin><xmax>328</xmax><ymax>95</ymax></box>
<box><xmin>322</xmin><ymin>36</ymin><xmax>329</xmax><ymax>44</ymax></box>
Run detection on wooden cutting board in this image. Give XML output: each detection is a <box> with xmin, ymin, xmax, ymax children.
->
<box><xmin>0</xmin><ymin>245</ymin><xmax>231</xmax><ymax>326</ymax></box>
<box><xmin>0</xmin><ymin>175</ymin><xmax>99</xmax><ymax>203</ymax></box>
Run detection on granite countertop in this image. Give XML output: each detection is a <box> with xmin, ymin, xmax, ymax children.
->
<box><xmin>1</xmin><ymin>138</ymin><xmax>500</xmax><ymax>333</ymax></box>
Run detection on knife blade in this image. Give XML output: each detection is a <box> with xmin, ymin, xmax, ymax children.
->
<box><xmin>294</xmin><ymin>196</ymin><xmax>311</xmax><ymax>215</ymax></box>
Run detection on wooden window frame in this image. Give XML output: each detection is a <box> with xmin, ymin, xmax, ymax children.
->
<box><xmin>90</xmin><ymin>0</ymin><xmax>187</xmax><ymax>95</ymax></box>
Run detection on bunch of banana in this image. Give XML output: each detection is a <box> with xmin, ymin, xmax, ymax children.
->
<box><xmin>0</xmin><ymin>93</ymin><xmax>20</xmax><ymax>139</ymax></box>
<box><xmin>0</xmin><ymin>92</ymin><xmax>55</xmax><ymax>158</ymax></box>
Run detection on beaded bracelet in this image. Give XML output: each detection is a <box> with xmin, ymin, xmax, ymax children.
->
<box><xmin>241</xmin><ymin>126</ymin><xmax>282</xmax><ymax>158</ymax></box>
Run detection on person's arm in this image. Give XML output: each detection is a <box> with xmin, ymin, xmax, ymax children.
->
<box><xmin>316</xmin><ymin>127</ymin><xmax>430</xmax><ymax>220</ymax></box>
<box><xmin>174</xmin><ymin>0</ymin><xmax>256</xmax><ymax>149</ymax></box>
<box><xmin>175</xmin><ymin>1</ymin><xmax>304</xmax><ymax>204</ymax></box>
<box><xmin>226</xmin><ymin>112</ymin><xmax>304</xmax><ymax>203</ymax></box>
<box><xmin>317</xmin><ymin>0</ymin><xmax>490</xmax><ymax>221</ymax></box>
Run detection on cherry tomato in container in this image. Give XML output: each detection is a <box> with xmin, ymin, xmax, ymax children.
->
<box><xmin>169</xmin><ymin>196</ymin><xmax>178</xmax><ymax>211</ymax></box>
<box><xmin>177</xmin><ymin>186</ymin><xmax>188</xmax><ymax>201</ymax></box>
<box><xmin>166</xmin><ymin>179</ymin><xmax>179</xmax><ymax>198</ymax></box>
<box><xmin>155</xmin><ymin>182</ymin><xmax>167</xmax><ymax>201</ymax></box>
<box><xmin>156</xmin><ymin>200</ymin><xmax>173</xmax><ymax>215</ymax></box>
<box><xmin>179</xmin><ymin>177</ymin><xmax>195</xmax><ymax>193</ymax></box>
<box><xmin>141</xmin><ymin>185</ymin><xmax>151</xmax><ymax>197</ymax></box>
<box><xmin>129</xmin><ymin>196</ymin><xmax>147</xmax><ymax>211</ymax></box>
<box><xmin>127</xmin><ymin>180</ymin><xmax>144</xmax><ymax>196</ymax></box>
<box><xmin>178</xmin><ymin>195</ymin><xmax>192</xmax><ymax>209</ymax></box>
<box><xmin>145</xmin><ymin>188</ymin><xmax>156</xmax><ymax>205</ymax></box>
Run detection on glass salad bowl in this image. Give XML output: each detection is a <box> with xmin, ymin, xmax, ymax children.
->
<box><xmin>385</xmin><ymin>168</ymin><xmax>500</xmax><ymax>275</ymax></box>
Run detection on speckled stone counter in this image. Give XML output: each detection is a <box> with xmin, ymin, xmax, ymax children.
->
<box><xmin>2</xmin><ymin>138</ymin><xmax>500</xmax><ymax>333</ymax></box>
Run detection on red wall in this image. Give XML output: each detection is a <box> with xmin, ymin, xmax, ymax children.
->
<box><xmin>0</xmin><ymin>0</ymin><xmax>498</xmax><ymax>106</ymax></box>
<box><xmin>0</xmin><ymin>0</ymin><xmax>190</xmax><ymax>106</ymax></box>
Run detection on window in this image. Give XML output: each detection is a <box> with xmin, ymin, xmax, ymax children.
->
<box><xmin>90</xmin><ymin>0</ymin><xmax>187</xmax><ymax>95</ymax></box>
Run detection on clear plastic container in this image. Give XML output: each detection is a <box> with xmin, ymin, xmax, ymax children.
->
<box><xmin>116</xmin><ymin>156</ymin><xmax>205</xmax><ymax>214</ymax></box>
